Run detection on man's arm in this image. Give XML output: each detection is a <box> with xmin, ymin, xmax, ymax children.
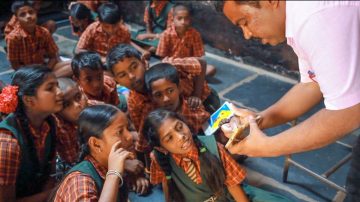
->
<box><xmin>227</xmin><ymin>102</ymin><xmax>360</xmax><ymax>157</ymax></box>
<box><xmin>259</xmin><ymin>81</ymin><xmax>323</xmax><ymax>129</ymax></box>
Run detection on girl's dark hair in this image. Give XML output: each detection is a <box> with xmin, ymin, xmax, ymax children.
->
<box><xmin>11</xmin><ymin>0</ymin><xmax>34</xmax><ymax>14</ymax></box>
<box><xmin>106</xmin><ymin>44</ymin><xmax>142</xmax><ymax>73</ymax></box>
<box><xmin>71</xmin><ymin>51</ymin><xmax>105</xmax><ymax>78</ymax></box>
<box><xmin>70</xmin><ymin>3</ymin><xmax>93</xmax><ymax>21</ymax></box>
<box><xmin>143</xmin><ymin>109</ymin><xmax>226</xmax><ymax>201</ymax></box>
<box><xmin>144</xmin><ymin>63</ymin><xmax>179</xmax><ymax>93</ymax></box>
<box><xmin>77</xmin><ymin>104</ymin><xmax>120</xmax><ymax>162</ymax></box>
<box><xmin>97</xmin><ymin>2</ymin><xmax>122</xmax><ymax>24</ymax></box>
<box><xmin>11</xmin><ymin>65</ymin><xmax>56</xmax><ymax>184</ymax></box>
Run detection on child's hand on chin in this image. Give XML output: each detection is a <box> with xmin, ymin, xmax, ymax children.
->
<box><xmin>124</xmin><ymin>159</ymin><xmax>144</xmax><ymax>175</ymax></box>
<box><xmin>108</xmin><ymin>141</ymin><xmax>132</xmax><ymax>175</ymax></box>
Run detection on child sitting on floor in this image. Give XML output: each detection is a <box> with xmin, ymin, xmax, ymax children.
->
<box><xmin>6</xmin><ymin>1</ymin><xmax>71</xmax><ymax>77</ymax></box>
<box><xmin>68</xmin><ymin>2</ymin><xmax>95</xmax><ymax>37</ymax></box>
<box><xmin>143</xmin><ymin>109</ymin><xmax>249</xmax><ymax>202</ymax></box>
<box><xmin>54</xmin><ymin>77</ymin><xmax>88</xmax><ymax>169</ymax></box>
<box><xmin>0</xmin><ymin>66</ymin><xmax>74</xmax><ymax>201</ymax></box>
<box><xmin>71</xmin><ymin>51</ymin><xmax>127</xmax><ymax>112</ymax></box>
<box><xmin>51</xmin><ymin>104</ymin><xmax>163</xmax><ymax>202</ymax></box>
<box><xmin>156</xmin><ymin>3</ymin><xmax>216</xmax><ymax>77</ymax></box>
<box><xmin>4</xmin><ymin>0</ymin><xmax>57</xmax><ymax>38</ymax></box>
<box><xmin>132</xmin><ymin>0</ymin><xmax>174</xmax><ymax>52</ymax></box>
<box><xmin>144</xmin><ymin>63</ymin><xmax>209</xmax><ymax>134</ymax></box>
<box><xmin>75</xmin><ymin>2</ymin><xmax>150</xmax><ymax>62</ymax></box>
<box><xmin>144</xmin><ymin>109</ymin><xmax>292</xmax><ymax>202</ymax></box>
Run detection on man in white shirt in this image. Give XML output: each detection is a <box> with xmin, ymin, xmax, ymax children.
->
<box><xmin>221</xmin><ymin>1</ymin><xmax>360</xmax><ymax>200</ymax></box>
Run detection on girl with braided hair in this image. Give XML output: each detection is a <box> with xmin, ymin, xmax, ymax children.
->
<box><xmin>0</xmin><ymin>65</ymin><xmax>64</xmax><ymax>201</ymax></box>
<box><xmin>143</xmin><ymin>109</ymin><xmax>249</xmax><ymax>202</ymax></box>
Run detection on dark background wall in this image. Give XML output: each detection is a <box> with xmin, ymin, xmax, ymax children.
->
<box><xmin>119</xmin><ymin>1</ymin><xmax>299</xmax><ymax>79</ymax></box>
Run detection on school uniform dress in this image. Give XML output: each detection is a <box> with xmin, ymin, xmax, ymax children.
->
<box><xmin>156</xmin><ymin>25</ymin><xmax>205</xmax><ymax>58</ymax></box>
<box><xmin>76</xmin><ymin>21</ymin><xmax>131</xmax><ymax>57</ymax></box>
<box><xmin>54</xmin><ymin>155</ymin><xmax>128</xmax><ymax>202</ymax></box>
<box><xmin>0</xmin><ymin>114</ymin><xmax>57</xmax><ymax>197</ymax></box>
<box><xmin>127</xmin><ymin>90</ymin><xmax>154</xmax><ymax>153</ymax></box>
<box><xmin>54</xmin><ymin>115</ymin><xmax>80</xmax><ymax>164</ymax></box>
<box><xmin>6</xmin><ymin>25</ymin><xmax>59</xmax><ymax>68</ymax></box>
<box><xmin>132</xmin><ymin>1</ymin><xmax>174</xmax><ymax>47</ymax></box>
<box><xmin>150</xmin><ymin>135</ymin><xmax>246</xmax><ymax>202</ymax></box>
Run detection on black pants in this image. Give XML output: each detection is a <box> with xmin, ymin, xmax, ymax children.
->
<box><xmin>346</xmin><ymin>135</ymin><xmax>360</xmax><ymax>202</ymax></box>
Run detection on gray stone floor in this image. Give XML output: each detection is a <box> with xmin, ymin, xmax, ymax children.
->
<box><xmin>0</xmin><ymin>20</ymin><xmax>358</xmax><ymax>202</ymax></box>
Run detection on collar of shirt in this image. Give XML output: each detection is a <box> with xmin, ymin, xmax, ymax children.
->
<box><xmin>85</xmin><ymin>155</ymin><xmax>107</xmax><ymax>179</ymax></box>
<box><xmin>17</xmin><ymin>25</ymin><xmax>42</xmax><ymax>38</ymax></box>
<box><xmin>171</xmin><ymin>145</ymin><xmax>201</xmax><ymax>172</ymax></box>
<box><xmin>28</xmin><ymin>119</ymin><xmax>50</xmax><ymax>140</ymax></box>
<box><xmin>169</xmin><ymin>25</ymin><xmax>193</xmax><ymax>40</ymax></box>
<box><xmin>130</xmin><ymin>89</ymin><xmax>152</xmax><ymax>104</ymax></box>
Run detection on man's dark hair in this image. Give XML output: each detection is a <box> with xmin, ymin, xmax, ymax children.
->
<box><xmin>71</xmin><ymin>51</ymin><xmax>105</xmax><ymax>78</ymax></box>
<box><xmin>214</xmin><ymin>1</ymin><xmax>260</xmax><ymax>12</ymax></box>
<box><xmin>97</xmin><ymin>2</ymin><xmax>122</xmax><ymax>24</ymax></box>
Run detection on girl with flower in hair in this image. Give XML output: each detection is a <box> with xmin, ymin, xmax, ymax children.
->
<box><xmin>0</xmin><ymin>65</ymin><xmax>64</xmax><ymax>201</ymax></box>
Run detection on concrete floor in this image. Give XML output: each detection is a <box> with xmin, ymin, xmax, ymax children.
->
<box><xmin>0</xmin><ymin>20</ymin><xmax>358</xmax><ymax>202</ymax></box>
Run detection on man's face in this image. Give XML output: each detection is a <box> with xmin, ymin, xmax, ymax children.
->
<box><xmin>223</xmin><ymin>1</ymin><xmax>286</xmax><ymax>46</ymax></box>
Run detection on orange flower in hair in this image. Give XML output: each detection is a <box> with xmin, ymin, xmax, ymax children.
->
<box><xmin>0</xmin><ymin>85</ymin><xmax>19</xmax><ymax>114</ymax></box>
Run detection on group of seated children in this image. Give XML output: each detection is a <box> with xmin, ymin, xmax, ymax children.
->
<box><xmin>0</xmin><ymin>1</ymin><xmax>291</xmax><ymax>201</ymax></box>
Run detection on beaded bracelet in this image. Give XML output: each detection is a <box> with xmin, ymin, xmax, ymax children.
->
<box><xmin>106</xmin><ymin>170</ymin><xmax>124</xmax><ymax>187</ymax></box>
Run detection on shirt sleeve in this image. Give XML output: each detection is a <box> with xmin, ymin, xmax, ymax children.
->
<box><xmin>156</xmin><ymin>31</ymin><xmax>170</xmax><ymax>57</ymax></box>
<box><xmin>217</xmin><ymin>143</ymin><xmax>246</xmax><ymax>187</ymax></box>
<box><xmin>6</xmin><ymin>35</ymin><xmax>21</xmax><ymax>64</ymax></box>
<box><xmin>77</xmin><ymin>24</ymin><xmax>94</xmax><ymax>51</ymax></box>
<box><xmin>297</xmin><ymin>6</ymin><xmax>360</xmax><ymax>110</ymax></box>
<box><xmin>192</xmin><ymin>30</ymin><xmax>205</xmax><ymax>57</ymax></box>
<box><xmin>44</xmin><ymin>29</ymin><xmax>59</xmax><ymax>58</ymax></box>
<box><xmin>55</xmin><ymin>172</ymin><xmax>98</xmax><ymax>202</ymax></box>
<box><xmin>0</xmin><ymin>130</ymin><xmax>21</xmax><ymax>186</ymax></box>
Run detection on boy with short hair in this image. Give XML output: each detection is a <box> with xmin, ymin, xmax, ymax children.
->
<box><xmin>4</xmin><ymin>0</ymin><xmax>57</xmax><ymax>38</ymax></box>
<box><xmin>156</xmin><ymin>3</ymin><xmax>216</xmax><ymax>76</ymax></box>
<box><xmin>72</xmin><ymin>51</ymin><xmax>127</xmax><ymax>111</ymax></box>
<box><xmin>6</xmin><ymin>1</ymin><xmax>71</xmax><ymax>77</ymax></box>
<box><xmin>144</xmin><ymin>63</ymin><xmax>210</xmax><ymax>134</ymax></box>
<box><xmin>76</xmin><ymin>2</ymin><xmax>150</xmax><ymax>62</ymax></box>
<box><xmin>55</xmin><ymin>77</ymin><xmax>88</xmax><ymax>166</ymax></box>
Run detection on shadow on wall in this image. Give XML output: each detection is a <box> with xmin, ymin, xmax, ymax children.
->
<box><xmin>120</xmin><ymin>1</ymin><xmax>299</xmax><ymax>79</ymax></box>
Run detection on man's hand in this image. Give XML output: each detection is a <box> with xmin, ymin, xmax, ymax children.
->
<box><xmin>226</xmin><ymin>116</ymin><xmax>270</xmax><ymax>157</ymax></box>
